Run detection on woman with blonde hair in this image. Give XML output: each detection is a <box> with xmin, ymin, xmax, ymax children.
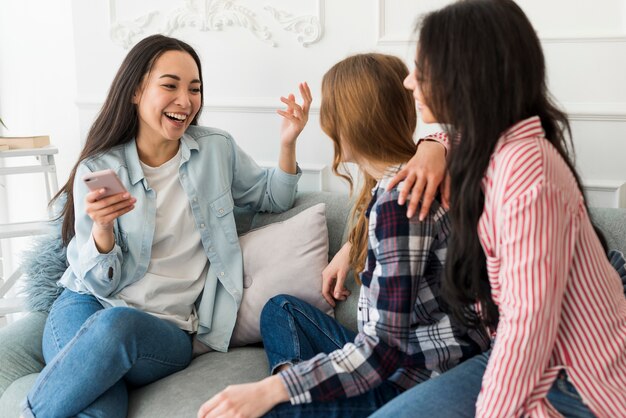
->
<box><xmin>197</xmin><ymin>52</ymin><xmax>489</xmax><ymax>418</ymax></box>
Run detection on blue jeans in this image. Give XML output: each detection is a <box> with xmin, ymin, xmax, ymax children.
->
<box><xmin>371</xmin><ymin>351</ymin><xmax>596</xmax><ymax>418</ymax></box>
<box><xmin>22</xmin><ymin>289</ymin><xmax>193</xmax><ymax>418</ymax></box>
<box><xmin>260</xmin><ymin>294</ymin><xmax>404</xmax><ymax>418</ymax></box>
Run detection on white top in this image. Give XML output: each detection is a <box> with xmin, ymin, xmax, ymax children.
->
<box><xmin>116</xmin><ymin>146</ymin><xmax>208</xmax><ymax>332</ymax></box>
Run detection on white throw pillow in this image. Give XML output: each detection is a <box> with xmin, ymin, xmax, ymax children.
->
<box><xmin>230</xmin><ymin>203</ymin><xmax>334</xmax><ymax>347</ymax></box>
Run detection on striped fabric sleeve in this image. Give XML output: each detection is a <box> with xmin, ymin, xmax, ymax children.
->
<box><xmin>476</xmin><ymin>183</ymin><xmax>575</xmax><ymax>417</ymax></box>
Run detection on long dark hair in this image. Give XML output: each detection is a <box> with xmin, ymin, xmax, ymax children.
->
<box><xmin>320</xmin><ymin>53</ymin><xmax>417</xmax><ymax>277</ymax></box>
<box><xmin>415</xmin><ymin>0</ymin><xmax>599</xmax><ymax>328</ymax></box>
<box><xmin>52</xmin><ymin>35</ymin><xmax>204</xmax><ymax>245</ymax></box>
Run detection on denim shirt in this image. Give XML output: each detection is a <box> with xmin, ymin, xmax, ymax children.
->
<box><xmin>58</xmin><ymin>125</ymin><xmax>301</xmax><ymax>351</ymax></box>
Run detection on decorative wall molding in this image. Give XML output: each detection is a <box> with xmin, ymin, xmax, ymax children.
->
<box><xmin>376</xmin><ymin>0</ymin><xmax>412</xmax><ymax>46</ymax></box>
<box><xmin>376</xmin><ymin>0</ymin><xmax>626</xmax><ymax>46</ymax></box>
<box><xmin>109</xmin><ymin>0</ymin><xmax>325</xmax><ymax>49</ymax></box>
<box><xmin>109</xmin><ymin>6</ymin><xmax>159</xmax><ymax>49</ymax></box>
<box><xmin>564</xmin><ymin>103</ymin><xmax>626</xmax><ymax>122</ymax></box>
<box><xmin>583</xmin><ymin>180</ymin><xmax>626</xmax><ymax>208</ymax></box>
<box><xmin>76</xmin><ymin>98</ymin><xmax>321</xmax><ymax>114</ymax></box>
<box><xmin>264</xmin><ymin>0</ymin><xmax>324</xmax><ymax>47</ymax></box>
<box><xmin>259</xmin><ymin>161</ymin><xmax>326</xmax><ymax>192</ymax></box>
<box><xmin>541</xmin><ymin>35</ymin><xmax>626</xmax><ymax>44</ymax></box>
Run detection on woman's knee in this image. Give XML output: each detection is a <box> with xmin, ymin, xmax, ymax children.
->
<box><xmin>88</xmin><ymin>307</ymin><xmax>145</xmax><ymax>343</ymax></box>
<box><xmin>261</xmin><ymin>294</ymin><xmax>306</xmax><ymax>321</ymax></box>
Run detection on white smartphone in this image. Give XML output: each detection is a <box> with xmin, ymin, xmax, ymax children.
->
<box><xmin>82</xmin><ymin>169</ymin><xmax>128</xmax><ymax>199</ymax></box>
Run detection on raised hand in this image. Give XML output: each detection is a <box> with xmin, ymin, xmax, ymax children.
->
<box><xmin>277</xmin><ymin>82</ymin><xmax>312</xmax><ymax>147</ymax></box>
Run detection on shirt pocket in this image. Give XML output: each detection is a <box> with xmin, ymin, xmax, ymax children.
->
<box><xmin>210</xmin><ymin>192</ymin><xmax>238</xmax><ymax>244</ymax></box>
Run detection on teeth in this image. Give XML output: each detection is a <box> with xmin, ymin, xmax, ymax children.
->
<box><xmin>165</xmin><ymin>112</ymin><xmax>187</xmax><ymax>121</ymax></box>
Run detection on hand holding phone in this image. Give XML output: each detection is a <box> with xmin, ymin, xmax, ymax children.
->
<box><xmin>82</xmin><ymin>169</ymin><xmax>128</xmax><ymax>199</ymax></box>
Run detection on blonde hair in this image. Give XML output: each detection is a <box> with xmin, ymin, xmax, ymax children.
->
<box><xmin>320</xmin><ymin>53</ymin><xmax>417</xmax><ymax>279</ymax></box>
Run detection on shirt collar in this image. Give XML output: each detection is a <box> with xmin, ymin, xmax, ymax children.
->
<box><xmin>496</xmin><ymin>116</ymin><xmax>545</xmax><ymax>152</ymax></box>
<box><xmin>365</xmin><ymin>164</ymin><xmax>404</xmax><ymax>217</ymax></box>
<box><xmin>124</xmin><ymin>133</ymin><xmax>200</xmax><ymax>185</ymax></box>
<box><xmin>372</xmin><ymin>164</ymin><xmax>405</xmax><ymax>196</ymax></box>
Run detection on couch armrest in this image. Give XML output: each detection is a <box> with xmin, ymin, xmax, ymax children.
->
<box><xmin>0</xmin><ymin>312</ymin><xmax>47</xmax><ymax>397</ymax></box>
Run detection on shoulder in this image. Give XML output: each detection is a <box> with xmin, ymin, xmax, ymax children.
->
<box><xmin>491</xmin><ymin>137</ymin><xmax>580</xmax><ymax>205</ymax></box>
<box><xmin>185</xmin><ymin>125</ymin><xmax>235</xmax><ymax>144</ymax></box>
<box><xmin>80</xmin><ymin>143</ymin><xmax>127</xmax><ymax>172</ymax></box>
<box><xmin>370</xmin><ymin>186</ymin><xmax>448</xmax><ymax>235</ymax></box>
<box><xmin>489</xmin><ymin>137</ymin><xmax>544</xmax><ymax>201</ymax></box>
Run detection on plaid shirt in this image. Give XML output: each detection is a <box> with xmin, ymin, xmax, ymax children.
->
<box><xmin>280</xmin><ymin>168</ymin><xmax>490</xmax><ymax>404</ymax></box>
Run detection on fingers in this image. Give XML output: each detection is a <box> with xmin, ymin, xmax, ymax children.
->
<box><xmin>322</xmin><ymin>276</ymin><xmax>336</xmax><ymax>307</ymax></box>
<box><xmin>406</xmin><ymin>176</ymin><xmax>426</xmax><ymax>219</ymax></box>
<box><xmin>197</xmin><ymin>393</ymin><xmax>222</xmax><ymax>418</ymax></box>
<box><xmin>333</xmin><ymin>271</ymin><xmax>350</xmax><ymax>301</ymax></box>
<box><xmin>418</xmin><ymin>180</ymin><xmax>439</xmax><ymax>221</ymax></box>
<box><xmin>280</xmin><ymin>95</ymin><xmax>302</xmax><ymax>115</ymax></box>
<box><xmin>386</xmin><ymin>167</ymin><xmax>409</xmax><ymax>194</ymax></box>
<box><xmin>441</xmin><ymin>174</ymin><xmax>451</xmax><ymax>209</ymax></box>
<box><xmin>298</xmin><ymin>82</ymin><xmax>312</xmax><ymax>113</ymax></box>
<box><xmin>86</xmin><ymin>191</ymin><xmax>135</xmax><ymax>225</ymax></box>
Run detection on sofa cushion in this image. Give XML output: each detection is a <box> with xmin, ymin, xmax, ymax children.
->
<box><xmin>0</xmin><ymin>312</ymin><xmax>47</xmax><ymax>397</ymax></box>
<box><xmin>128</xmin><ymin>347</ymin><xmax>269</xmax><ymax>417</ymax></box>
<box><xmin>0</xmin><ymin>373</ymin><xmax>39</xmax><ymax>418</ymax></box>
<box><xmin>590</xmin><ymin>207</ymin><xmax>626</xmax><ymax>254</ymax></box>
<box><xmin>251</xmin><ymin>192</ymin><xmax>354</xmax><ymax>260</ymax></box>
<box><xmin>231</xmin><ymin>204</ymin><xmax>333</xmax><ymax>346</ymax></box>
<box><xmin>0</xmin><ymin>348</ymin><xmax>270</xmax><ymax>418</ymax></box>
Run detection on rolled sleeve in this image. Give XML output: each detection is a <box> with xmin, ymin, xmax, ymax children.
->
<box><xmin>66</xmin><ymin>163</ymin><xmax>124</xmax><ymax>297</ymax></box>
<box><xmin>230</xmin><ymin>138</ymin><xmax>300</xmax><ymax>213</ymax></box>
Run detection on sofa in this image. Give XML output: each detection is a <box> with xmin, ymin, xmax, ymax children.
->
<box><xmin>1</xmin><ymin>191</ymin><xmax>625</xmax><ymax>418</ymax></box>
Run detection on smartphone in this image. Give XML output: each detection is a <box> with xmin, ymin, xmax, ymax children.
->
<box><xmin>82</xmin><ymin>169</ymin><xmax>128</xmax><ymax>199</ymax></box>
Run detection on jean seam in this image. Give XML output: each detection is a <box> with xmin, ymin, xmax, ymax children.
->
<box><xmin>30</xmin><ymin>311</ymin><xmax>101</xmax><ymax>403</ymax></box>
<box><xmin>48</xmin><ymin>297</ymin><xmax>102</xmax><ymax>353</ymax></box>
<box><xmin>288</xmin><ymin>303</ymin><xmax>347</xmax><ymax>350</ymax></box>
<box><xmin>134</xmin><ymin>351</ymin><xmax>191</xmax><ymax>369</ymax></box>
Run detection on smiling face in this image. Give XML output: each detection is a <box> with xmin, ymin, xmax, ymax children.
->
<box><xmin>403</xmin><ymin>63</ymin><xmax>437</xmax><ymax>124</ymax></box>
<box><xmin>132</xmin><ymin>50</ymin><xmax>202</xmax><ymax>147</ymax></box>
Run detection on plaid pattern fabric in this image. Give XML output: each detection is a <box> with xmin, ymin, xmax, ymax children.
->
<box><xmin>280</xmin><ymin>168</ymin><xmax>490</xmax><ymax>405</ymax></box>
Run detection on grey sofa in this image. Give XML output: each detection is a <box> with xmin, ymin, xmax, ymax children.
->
<box><xmin>1</xmin><ymin>191</ymin><xmax>625</xmax><ymax>418</ymax></box>
<box><xmin>0</xmin><ymin>191</ymin><xmax>358</xmax><ymax>418</ymax></box>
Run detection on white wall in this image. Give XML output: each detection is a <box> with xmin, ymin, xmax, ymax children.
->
<box><xmin>1</xmin><ymin>0</ymin><xmax>625</xmax><ymax>271</ymax></box>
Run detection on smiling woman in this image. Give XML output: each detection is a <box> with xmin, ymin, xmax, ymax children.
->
<box><xmin>18</xmin><ymin>34</ymin><xmax>312</xmax><ymax>418</ymax></box>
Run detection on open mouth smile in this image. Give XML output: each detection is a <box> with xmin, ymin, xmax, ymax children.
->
<box><xmin>164</xmin><ymin>112</ymin><xmax>188</xmax><ymax>123</ymax></box>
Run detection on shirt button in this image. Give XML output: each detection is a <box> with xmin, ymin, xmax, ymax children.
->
<box><xmin>209</xmin><ymin>247</ymin><xmax>214</xmax><ymax>252</ymax></box>
<box><xmin>218</xmin><ymin>208</ymin><xmax>224</xmax><ymax>214</ymax></box>
<box><xmin>200</xmin><ymin>223</ymin><xmax>205</xmax><ymax>228</ymax></box>
<box><xmin>220</xmin><ymin>272</ymin><xmax>225</xmax><ymax>276</ymax></box>
<box><xmin>193</xmin><ymin>197</ymin><xmax>197</xmax><ymax>203</ymax></box>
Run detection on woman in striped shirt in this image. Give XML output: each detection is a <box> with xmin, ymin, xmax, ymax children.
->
<box><xmin>374</xmin><ymin>0</ymin><xmax>626</xmax><ymax>417</ymax></box>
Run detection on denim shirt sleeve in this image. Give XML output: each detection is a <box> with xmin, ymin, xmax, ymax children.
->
<box><xmin>66</xmin><ymin>163</ymin><xmax>124</xmax><ymax>297</ymax></box>
<box><xmin>228</xmin><ymin>138</ymin><xmax>301</xmax><ymax>213</ymax></box>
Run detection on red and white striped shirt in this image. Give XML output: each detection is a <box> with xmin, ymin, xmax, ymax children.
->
<box><xmin>476</xmin><ymin>116</ymin><xmax>626</xmax><ymax>417</ymax></box>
